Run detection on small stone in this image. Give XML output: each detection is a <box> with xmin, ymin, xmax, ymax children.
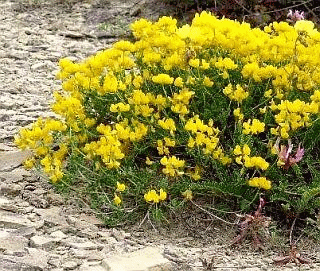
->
<box><xmin>0</xmin><ymin>184</ymin><xmax>22</xmax><ymax>196</ymax></box>
<box><xmin>62</xmin><ymin>260</ymin><xmax>78</xmax><ymax>270</ymax></box>
<box><xmin>23</xmin><ymin>247</ymin><xmax>49</xmax><ymax>269</ymax></box>
<box><xmin>50</xmin><ymin>230</ymin><xmax>67</xmax><ymax>239</ymax></box>
<box><xmin>31</xmin><ymin>62</ymin><xmax>47</xmax><ymax>71</ymax></box>
<box><xmin>111</xmin><ymin>228</ymin><xmax>130</xmax><ymax>241</ymax></box>
<box><xmin>12</xmin><ymin>226</ymin><xmax>36</xmax><ymax>238</ymax></box>
<box><xmin>79</xmin><ymin>213</ymin><xmax>104</xmax><ymax>226</ymax></box>
<box><xmin>101</xmin><ymin>247</ymin><xmax>171</xmax><ymax>271</ymax></box>
<box><xmin>34</xmin><ymin>206</ymin><xmax>68</xmax><ymax>226</ymax></box>
<box><xmin>79</xmin><ymin>264</ymin><xmax>107</xmax><ymax>271</ymax></box>
<box><xmin>0</xmin><ymin>144</ymin><xmax>16</xmax><ymax>151</ymax></box>
<box><xmin>46</xmin><ymin>192</ymin><xmax>64</xmax><ymax>205</ymax></box>
<box><xmin>0</xmin><ymin>172</ymin><xmax>24</xmax><ymax>184</ymax></box>
<box><xmin>67</xmin><ymin>241</ymin><xmax>104</xmax><ymax>250</ymax></box>
<box><xmin>47</xmin><ymin>255</ymin><xmax>61</xmax><ymax>268</ymax></box>
<box><xmin>0</xmin><ymin>231</ymin><xmax>28</xmax><ymax>256</ymax></box>
<box><xmin>0</xmin><ymin>210</ymin><xmax>32</xmax><ymax>228</ymax></box>
<box><xmin>70</xmin><ymin>248</ymin><xmax>88</xmax><ymax>259</ymax></box>
<box><xmin>0</xmin><ymin>150</ymin><xmax>32</xmax><ymax>171</ymax></box>
<box><xmin>29</xmin><ymin>235</ymin><xmax>59</xmax><ymax>249</ymax></box>
<box><xmin>0</xmin><ymin>197</ymin><xmax>10</xmax><ymax>206</ymax></box>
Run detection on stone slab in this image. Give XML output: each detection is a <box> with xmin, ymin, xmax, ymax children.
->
<box><xmin>0</xmin><ymin>150</ymin><xmax>32</xmax><ymax>172</ymax></box>
<box><xmin>101</xmin><ymin>247</ymin><xmax>171</xmax><ymax>271</ymax></box>
<box><xmin>0</xmin><ymin>230</ymin><xmax>28</xmax><ymax>255</ymax></box>
<box><xmin>0</xmin><ymin>210</ymin><xmax>32</xmax><ymax>229</ymax></box>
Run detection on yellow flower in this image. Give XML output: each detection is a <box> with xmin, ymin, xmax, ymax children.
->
<box><xmin>113</xmin><ymin>194</ymin><xmax>122</xmax><ymax>205</ymax></box>
<box><xmin>23</xmin><ymin>157</ymin><xmax>36</xmax><ymax>169</ymax></box>
<box><xmin>190</xmin><ymin>165</ymin><xmax>201</xmax><ymax>180</ymax></box>
<box><xmin>248</xmin><ymin>177</ymin><xmax>272</xmax><ymax>190</ymax></box>
<box><xmin>189</xmin><ymin>58</ymin><xmax>200</xmax><ymax>68</ymax></box>
<box><xmin>144</xmin><ymin>189</ymin><xmax>167</xmax><ymax>203</ymax></box>
<box><xmin>242</xmin><ymin>119</ymin><xmax>265</xmax><ymax>135</ymax></box>
<box><xmin>182</xmin><ymin>189</ymin><xmax>193</xmax><ymax>200</ymax></box>
<box><xmin>223</xmin><ymin>84</ymin><xmax>249</xmax><ymax>103</ymax></box>
<box><xmin>203</xmin><ymin>76</ymin><xmax>213</xmax><ymax>87</ymax></box>
<box><xmin>158</xmin><ymin>118</ymin><xmax>176</xmax><ymax>135</ymax></box>
<box><xmin>233</xmin><ymin>108</ymin><xmax>244</xmax><ymax>121</ymax></box>
<box><xmin>102</xmin><ymin>72</ymin><xmax>118</xmax><ymax>93</ymax></box>
<box><xmin>242</xmin><ymin>144</ymin><xmax>251</xmax><ymax>156</ymax></box>
<box><xmin>146</xmin><ymin>157</ymin><xmax>153</xmax><ymax>165</ymax></box>
<box><xmin>152</xmin><ymin>74</ymin><xmax>174</xmax><ymax>84</ymax></box>
<box><xmin>233</xmin><ymin>145</ymin><xmax>242</xmax><ymax>156</ymax></box>
<box><xmin>174</xmin><ymin>77</ymin><xmax>184</xmax><ymax>88</ymax></box>
<box><xmin>159</xmin><ymin>189</ymin><xmax>167</xmax><ymax>201</ymax></box>
<box><xmin>116</xmin><ymin>182</ymin><xmax>126</xmax><ymax>192</ymax></box>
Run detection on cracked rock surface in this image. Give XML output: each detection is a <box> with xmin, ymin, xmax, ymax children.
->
<box><xmin>1</xmin><ymin>0</ymin><xmax>320</xmax><ymax>270</ymax></box>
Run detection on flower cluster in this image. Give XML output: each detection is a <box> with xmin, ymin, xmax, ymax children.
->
<box><xmin>223</xmin><ymin>84</ymin><xmax>249</xmax><ymax>103</ymax></box>
<box><xmin>14</xmin><ymin>11</ymin><xmax>320</xmax><ymax>223</ymax></box>
<box><xmin>144</xmin><ymin>189</ymin><xmax>167</xmax><ymax>203</ymax></box>
<box><xmin>270</xmin><ymin>99</ymin><xmax>318</xmax><ymax>139</ymax></box>
<box><xmin>160</xmin><ymin>156</ymin><xmax>185</xmax><ymax>177</ymax></box>
<box><xmin>242</xmin><ymin>119</ymin><xmax>265</xmax><ymax>135</ymax></box>
<box><xmin>234</xmin><ymin>144</ymin><xmax>269</xmax><ymax>171</ymax></box>
<box><xmin>247</xmin><ymin>177</ymin><xmax>272</xmax><ymax>190</ymax></box>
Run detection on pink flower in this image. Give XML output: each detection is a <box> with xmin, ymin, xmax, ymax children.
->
<box><xmin>287</xmin><ymin>9</ymin><xmax>305</xmax><ymax>23</ymax></box>
<box><xmin>274</xmin><ymin>138</ymin><xmax>304</xmax><ymax>170</ymax></box>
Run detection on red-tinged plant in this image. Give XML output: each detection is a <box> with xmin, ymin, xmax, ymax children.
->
<box><xmin>232</xmin><ymin>198</ymin><xmax>271</xmax><ymax>250</ymax></box>
<box><xmin>273</xmin><ymin>217</ymin><xmax>312</xmax><ymax>266</ymax></box>
<box><xmin>273</xmin><ymin>245</ymin><xmax>312</xmax><ymax>266</ymax></box>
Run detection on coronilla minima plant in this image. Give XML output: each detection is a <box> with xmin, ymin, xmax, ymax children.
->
<box><xmin>15</xmin><ymin>12</ymin><xmax>320</xmax><ymax>226</ymax></box>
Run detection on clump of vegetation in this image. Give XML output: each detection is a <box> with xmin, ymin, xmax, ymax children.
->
<box><xmin>15</xmin><ymin>12</ymin><xmax>320</xmax><ymax>235</ymax></box>
<box><xmin>232</xmin><ymin>197</ymin><xmax>271</xmax><ymax>250</ymax></box>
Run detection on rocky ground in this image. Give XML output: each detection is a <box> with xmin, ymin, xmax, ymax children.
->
<box><xmin>1</xmin><ymin>0</ymin><xmax>320</xmax><ymax>270</ymax></box>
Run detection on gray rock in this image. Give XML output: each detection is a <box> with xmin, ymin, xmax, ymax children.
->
<box><xmin>0</xmin><ymin>210</ymin><xmax>33</xmax><ymax>228</ymax></box>
<box><xmin>101</xmin><ymin>247</ymin><xmax>171</xmax><ymax>271</ymax></box>
<box><xmin>67</xmin><ymin>241</ymin><xmax>104</xmax><ymax>250</ymax></box>
<box><xmin>0</xmin><ymin>230</ymin><xmax>28</xmax><ymax>256</ymax></box>
<box><xmin>50</xmin><ymin>230</ymin><xmax>67</xmax><ymax>239</ymax></box>
<box><xmin>12</xmin><ymin>226</ymin><xmax>36</xmax><ymax>238</ymax></box>
<box><xmin>0</xmin><ymin>183</ymin><xmax>22</xmax><ymax>196</ymax></box>
<box><xmin>62</xmin><ymin>260</ymin><xmax>79</xmax><ymax>270</ymax></box>
<box><xmin>29</xmin><ymin>235</ymin><xmax>60</xmax><ymax>249</ymax></box>
<box><xmin>79</xmin><ymin>263</ymin><xmax>108</xmax><ymax>271</ymax></box>
<box><xmin>34</xmin><ymin>206</ymin><xmax>68</xmax><ymax>227</ymax></box>
<box><xmin>0</xmin><ymin>150</ymin><xmax>32</xmax><ymax>172</ymax></box>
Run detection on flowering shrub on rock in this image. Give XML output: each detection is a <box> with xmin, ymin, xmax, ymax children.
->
<box><xmin>15</xmin><ymin>12</ymin><xmax>320</xmax><ymax>225</ymax></box>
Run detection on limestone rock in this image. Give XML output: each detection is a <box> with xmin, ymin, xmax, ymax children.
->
<box><xmin>0</xmin><ymin>150</ymin><xmax>32</xmax><ymax>172</ymax></box>
<box><xmin>0</xmin><ymin>230</ymin><xmax>28</xmax><ymax>256</ymax></box>
<box><xmin>50</xmin><ymin>230</ymin><xmax>67</xmax><ymax>239</ymax></box>
<box><xmin>29</xmin><ymin>235</ymin><xmax>60</xmax><ymax>249</ymax></box>
<box><xmin>0</xmin><ymin>183</ymin><xmax>22</xmax><ymax>196</ymax></box>
<box><xmin>79</xmin><ymin>263</ymin><xmax>108</xmax><ymax>271</ymax></box>
<box><xmin>34</xmin><ymin>206</ymin><xmax>68</xmax><ymax>226</ymax></box>
<box><xmin>62</xmin><ymin>260</ymin><xmax>79</xmax><ymax>270</ymax></box>
<box><xmin>101</xmin><ymin>247</ymin><xmax>171</xmax><ymax>271</ymax></box>
<box><xmin>0</xmin><ymin>210</ymin><xmax>33</xmax><ymax>228</ymax></box>
<box><xmin>67</xmin><ymin>240</ymin><xmax>104</xmax><ymax>250</ymax></box>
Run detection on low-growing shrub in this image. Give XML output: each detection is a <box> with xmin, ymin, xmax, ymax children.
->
<box><xmin>15</xmin><ymin>12</ymin><xmax>320</xmax><ymax>227</ymax></box>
